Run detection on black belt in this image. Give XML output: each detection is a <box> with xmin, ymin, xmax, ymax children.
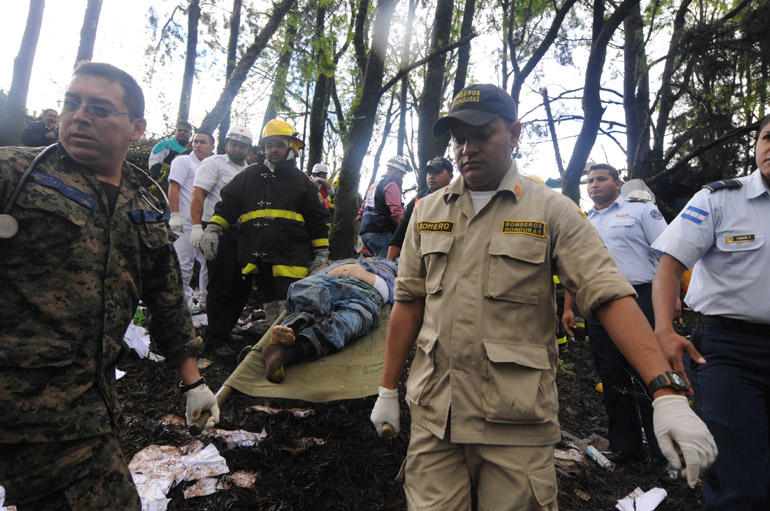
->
<box><xmin>701</xmin><ymin>315</ymin><xmax>770</xmax><ymax>337</ymax></box>
<box><xmin>632</xmin><ymin>283</ymin><xmax>652</xmax><ymax>292</ymax></box>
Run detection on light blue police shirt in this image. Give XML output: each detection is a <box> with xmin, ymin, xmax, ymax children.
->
<box><xmin>652</xmin><ymin>169</ymin><xmax>770</xmax><ymax>324</ymax></box>
<box><xmin>586</xmin><ymin>195</ymin><xmax>667</xmax><ymax>285</ymax></box>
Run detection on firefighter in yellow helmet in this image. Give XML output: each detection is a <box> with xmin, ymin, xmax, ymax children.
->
<box><xmin>199</xmin><ymin>119</ymin><xmax>330</xmax><ymax>325</ymax></box>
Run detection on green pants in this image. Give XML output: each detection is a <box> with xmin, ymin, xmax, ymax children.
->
<box><xmin>0</xmin><ymin>434</ymin><xmax>141</xmax><ymax>510</ymax></box>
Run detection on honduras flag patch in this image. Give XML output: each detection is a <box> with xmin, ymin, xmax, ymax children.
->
<box><xmin>682</xmin><ymin>206</ymin><xmax>708</xmax><ymax>224</ymax></box>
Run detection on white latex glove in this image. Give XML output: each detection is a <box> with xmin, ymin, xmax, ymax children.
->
<box><xmin>200</xmin><ymin>224</ymin><xmax>224</xmax><ymax>260</ymax></box>
<box><xmin>370</xmin><ymin>386</ymin><xmax>400</xmax><ymax>438</ymax></box>
<box><xmin>190</xmin><ymin>224</ymin><xmax>204</xmax><ymax>250</ymax></box>
<box><xmin>308</xmin><ymin>247</ymin><xmax>330</xmax><ymax>274</ymax></box>
<box><xmin>184</xmin><ymin>384</ymin><xmax>220</xmax><ymax>431</ymax></box>
<box><xmin>652</xmin><ymin>394</ymin><xmax>718</xmax><ymax>488</ymax></box>
<box><xmin>169</xmin><ymin>212</ymin><xmax>184</xmax><ymax>233</ymax></box>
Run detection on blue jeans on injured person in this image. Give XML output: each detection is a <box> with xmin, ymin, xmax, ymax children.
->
<box><xmin>281</xmin><ymin>275</ymin><xmax>383</xmax><ymax>358</ymax></box>
<box><xmin>360</xmin><ymin>231</ymin><xmax>392</xmax><ymax>258</ymax></box>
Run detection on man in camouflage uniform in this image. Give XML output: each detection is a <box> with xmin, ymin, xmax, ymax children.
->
<box><xmin>0</xmin><ymin>62</ymin><xmax>220</xmax><ymax>510</ymax></box>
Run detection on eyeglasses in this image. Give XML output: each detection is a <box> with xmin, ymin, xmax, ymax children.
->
<box><xmin>58</xmin><ymin>99</ymin><xmax>137</xmax><ymax>119</ymax></box>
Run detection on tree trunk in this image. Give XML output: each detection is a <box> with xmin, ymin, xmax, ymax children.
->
<box><xmin>561</xmin><ymin>0</ymin><xmax>639</xmax><ymax>204</ymax></box>
<box><xmin>397</xmin><ymin>0</ymin><xmax>418</xmax><ymax>155</ymax></box>
<box><xmin>451</xmin><ymin>0</ymin><xmax>476</xmax><ymax>99</ymax></box>
<box><xmin>218</xmin><ymin>0</ymin><xmax>242</xmax><ymax>154</ymax></box>
<box><xmin>329</xmin><ymin>0</ymin><xmax>397</xmax><ymax>259</ymax></box>
<box><xmin>307</xmin><ymin>2</ymin><xmax>330</xmax><ymax>171</ymax></box>
<box><xmin>178</xmin><ymin>0</ymin><xmax>200</xmax><ymax>124</ymax></box>
<box><xmin>623</xmin><ymin>2</ymin><xmax>651</xmax><ymax>178</ymax></box>
<box><xmin>541</xmin><ymin>87</ymin><xmax>565</xmax><ymax>176</ymax></box>
<box><xmin>0</xmin><ymin>0</ymin><xmax>45</xmax><ymax>147</ymax></box>
<box><xmin>370</xmin><ymin>91</ymin><xmax>397</xmax><ymax>189</ymax></box>
<box><xmin>198</xmin><ymin>0</ymin><xmax>295</xmax><ymax>135</ymax></box>
<box><xmin>74</xmin><ymin>0</ymin><xmax>102</xmax><ymax>68</ymax></box>
<box><xmin>416</xmin><ymin>0</ymin><xmax>454</xmax><ymax>193</ymax></box>
<box><xmin>261</xmin><ymin>15</ymin><xmax>298</xmax><ymax>133</ymax></box>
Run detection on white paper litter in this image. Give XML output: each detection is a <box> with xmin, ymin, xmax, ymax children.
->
<box><xmin>123</xmin><ymin>322</ymin><xmax>151</xmax><ymax>358</ymax></box>
<box><xmin>208</xmin><ymin>428</ymin><xmax>267</xmax><ymax>449</ymax></box>
<box><xmin>183</xmin><ymin>477</ymin><xmax>230</xmax><ymax>499</ymax></box>
<box><xmin>0</xmin><ymin>485</ymin><xmax>18</xmax><ymax>511</ymax></box>
<box><xmin>129</xmin><ymin>441</ymin><xmax>229</xmax><ymax>511</ymax></box>
<box><xmin>192</xmin><ymin>313</ymin><xmax>208</xmax><ymax>328</ymax></box>
<box><xmin>248</xmin><ymin>405</ymin><xmax>316</xmax><ymax>418</ymax></box>
<box><xmin>615</xmin><ymin>487</ymin><xmax>667</xmax><ymax>511</ymax></box>
<box><xmin>116</xmin><ymin>368</ymin><xmax>126</xmax><ymax>380</ymax></box>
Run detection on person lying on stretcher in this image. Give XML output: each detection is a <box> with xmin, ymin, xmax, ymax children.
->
<box><xmin>264</xmin><ymin>257</ymin><xmax>398</xmax><ymax>383</ymax></box>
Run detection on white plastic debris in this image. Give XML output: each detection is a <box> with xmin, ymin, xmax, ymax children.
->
<box><xmin>129</xmin><ymin>441</ymin><xmax>229</xmax><ymax>511</ymax></box>
<box><xmin>248</xmin><ymin>405</ymin><xmax>316</xmax><ymax>418</ymax></box>
<box><xmin>208</xmin><ymin>428</ymin><xmax>267</xmax><ymax>449</ymax></box>
<box><xmin>116</xmin><ymin>368</ymin><xmax>126</xmax><ymax>380</ymax></box>
<box><xmin>123</xmin><ymin>322</ymin><xmax>151</xmax><ymax>358</ymax></box>
<box><xmin>616</xmin><ymin>487</ymin><xmax>667</xmax><ymax>511</ymax></box>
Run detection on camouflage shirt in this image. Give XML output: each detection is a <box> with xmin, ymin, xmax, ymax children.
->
<box><xmin>0</xmin><ymin>144</ymin><xmax>201</xmax><ymax>443</ymax></box>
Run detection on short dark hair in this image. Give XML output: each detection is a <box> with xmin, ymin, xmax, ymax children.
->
<box><xmin>195</xmin><ymin>131</ymin><xmax>215</xmax><ymax>145</ymax></box>
<box><xmin>759</xmin><ymin>115</ymin><xmax>770</xmax><ymax>134</ymax></box>
<box><xmin>72</xmin><ymin>62</ymin><xmax>145</xmax><ymax>118</ymax></box>
<box><xmin>41</xmin><ymin>108</ymin><xmax>57</xmax><ymax>117</ymax></box>
<box><xmin>588</xmin><ymin>163</ymin><xmax>619</xmax><ymax>181</ymax></box>
<box><xmin>177</xmin><ymin>121</ymin><xmax>192</xmax><ymax>130</ymax></box>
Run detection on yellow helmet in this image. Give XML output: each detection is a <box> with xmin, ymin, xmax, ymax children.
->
<box><xmin>259</xmin><ymin>119</ymin><xmax>305</xmax><ymax>154</ymax></box>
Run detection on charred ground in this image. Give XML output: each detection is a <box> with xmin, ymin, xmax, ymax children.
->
<box><xmin>118</xmin><ymin>315</ymin><xmax>702</xmax><ymax>510</ymax></box>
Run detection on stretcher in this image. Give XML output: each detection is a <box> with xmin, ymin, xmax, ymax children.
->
<box><xmin>191</xmin><ymin>304</ymin><xmax>391</xmax><ymax>435</ymax></box>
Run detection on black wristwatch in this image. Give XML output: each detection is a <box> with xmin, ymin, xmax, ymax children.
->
<box><xmin>648</xmin><ymin>370</ymin><xmax>687</xmax><ymax>394</ymax></box>
<box><xmin>179</xmin><ymin>377</ymin><xmax>205</xmax><ymax>393</ymax></box>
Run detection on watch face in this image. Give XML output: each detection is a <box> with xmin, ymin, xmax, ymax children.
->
<box><xmin>669</xmin><ymin>371</ymin><xmax>686</xmax><ymax>387</ymax></box>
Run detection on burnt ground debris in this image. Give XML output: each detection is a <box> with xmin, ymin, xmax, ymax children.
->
<box><xmin>118</xmin><ymin>306</ymin><xmax>703</xmax><ymax>510</ymax></box>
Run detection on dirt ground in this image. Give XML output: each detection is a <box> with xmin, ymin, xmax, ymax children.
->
<box><xmin>117</xmin><ymin>306</ymin><xmax>704</xmax><ymax>510</ymax></box>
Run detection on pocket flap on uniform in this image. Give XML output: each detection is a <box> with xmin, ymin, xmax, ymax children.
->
<box><xmin>489</xmin><ymin>234</ymin><xmax>547</xmax><ymax>264</ymax></box>
<box><xmin>528</xmin><ymin>464</ymin><xmax>557</xmax><ymax>506</ymax></box>
<box><xmin>609</xmin><ymin>217</ymin><xmax>635</xmax><ymax>227</ymax></box>
<box><xmin>716</xmin><ymin>232</ymin><xmax>764</xmax><ymax>252</ymax></box>
<box><xmin>140</xmin><ymin>223</ymin><xmax>173</xmax><ymax>250</ymax></box>
<box><xmin>420</xmin><ymin>232</ymin><xmax>454</xmax><ymax>256</ymax></box>
<box><xmin>0</xmin><ymin>338</ymin><xmax>79</xmax><ymax>368</ymax></box>
<box><xmin>483</xmin><ymin>341</ymin><xmax>550</xmax><ymax>369</ymax></box>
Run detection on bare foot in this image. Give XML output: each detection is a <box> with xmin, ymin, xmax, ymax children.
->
<box><xmin>270</xmin><ymin>325</ymin><xmax>295</xmax><ymax>345</ymax></box>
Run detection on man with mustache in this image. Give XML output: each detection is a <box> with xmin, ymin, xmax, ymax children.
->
<box><xmin>370</xmin><ymin>83</ymin><xmax>717</xmax><ymax>510</ymax></box>
<box><xmin>0</xmin><ymin>62</ymin><xmax>218</xmax><ymax>510</ymax></box>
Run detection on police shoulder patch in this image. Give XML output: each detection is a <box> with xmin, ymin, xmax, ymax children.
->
<box><xmin>418</xmin><ymin>221</ymin><xmax>455</xmax><ymax>234</ymax></box>
<box><xmin>702</xmin><ymin>179</ymin><xmax>742</xmax><ymax>192</ymax></box>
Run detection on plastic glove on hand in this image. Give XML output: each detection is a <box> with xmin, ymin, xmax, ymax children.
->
<box><xmin>190</xmin><ymin>224</ymin><xmax>204</xmax><ymax>250</ymax></box>
<box><xmin>308</xmin><ymin>247</ymin><xmax>330</xmax><ymax>274</ymax></box>
<box><xmin>653</xmin><ymin>394</ymin><xmax>717</xmax><ymax>488</ymax></box>
<box><xmin>185</xmin><ymin>384</ymin><xmax>220</xmax><ymax>431</ymax></box>
<box><xmin>169</xmin><ymin>212</ymin><xmax>184</xmax><ymax>233</ymax></box>
<box><xmin>200</xmin><ymin>224</ymin><xmax>224</xmax><ymax>260</ymax></box>
<box><xmin>370</xmin><ymin>387</ymin><xmax>400</xmax><ymax>438</ymax></box>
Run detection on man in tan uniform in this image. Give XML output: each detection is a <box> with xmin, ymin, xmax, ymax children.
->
<box><xmin>369</xmin><ymin>84</ymin><xmax>717</xmax><ymax>510</ymax></box>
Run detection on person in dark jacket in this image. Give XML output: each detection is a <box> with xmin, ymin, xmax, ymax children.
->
<box><xmin>357</xmin><ymin>155</ymin><xmax>411</xmax><ymax>257</ymax></box>
<box><xmin>20</xmin><ymin>108</ymin><xmax>59</xmax><ymax>146</ymax></box>
<box><xmin>200</xmin><ymin>119</ymin><xmax>330</xmax><ymax>325</ymax></box>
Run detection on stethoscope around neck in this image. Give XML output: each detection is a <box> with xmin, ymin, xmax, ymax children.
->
<box><xmin>0</xmin><ymin>144</ymin><xmax>170</xmax><ymax>239</ymax></box>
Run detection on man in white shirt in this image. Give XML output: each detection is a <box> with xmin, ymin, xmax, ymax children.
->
<box><xmin>168</xmin><ymin>131</ymin><xmax>214</xmax><ymax>313</ymax></box>
<box><xmin>189</xmin><ymin>126</ymin><xmax>251</xmax><ymax>357</ymax></box>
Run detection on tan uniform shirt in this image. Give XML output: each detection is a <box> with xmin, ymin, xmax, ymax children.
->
<box><xmin>395</xmin><ymin>162</ymin><xmax>635</xmax><ymax>446</ymax></box>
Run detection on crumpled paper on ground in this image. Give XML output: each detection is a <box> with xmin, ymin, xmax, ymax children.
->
<box><xmin>129</xmin><ymin>441</ymin><xmax>229</xmax><ymax>511</ymax></box>
<box><xmin>248</xmin><ymin>405</ymin><xmax>316</xmax><ymax>418</ymax></box>
<box><xmin>615</xmin><ymin>487</ymin><xmax>667</xmax><ymax>511</ymax></box>
<box><xmin>123</xmin><ymin>322</ymin><xmax>151</xmax><ymax>358</ymax></box>
<box><xmin>0</xmin><ymin>486</ymin><xmax>18</xmax><ymax>511</ymax></box>
<box><xmin>183</xmin><ymin>470</ymin><xmax>260</xmax><ymax>498</ymax></box>
<box><xmin>208</xmin><ymin>428</ymin><xmax>267</xmax><ymax>449</ymax></box>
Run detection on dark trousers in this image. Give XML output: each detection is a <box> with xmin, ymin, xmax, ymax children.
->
<box><xmin>205</xmin><ymin>227</ymin><xmax>252</xmax><ymax>345</ymax></box>
<box><xmin>692</xmin><ymin>324</ymin><xmax>770</xmax><ymax>511</ymax></box>
<box><xmin>253</xmin><ymin>262</ymin><xmax>299</xmax><ymax>303</ymax></box>
<box><xmin>586</xmin><ymin>284</ymin><xmax>662</xmax><ymax>459</ymax></box>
